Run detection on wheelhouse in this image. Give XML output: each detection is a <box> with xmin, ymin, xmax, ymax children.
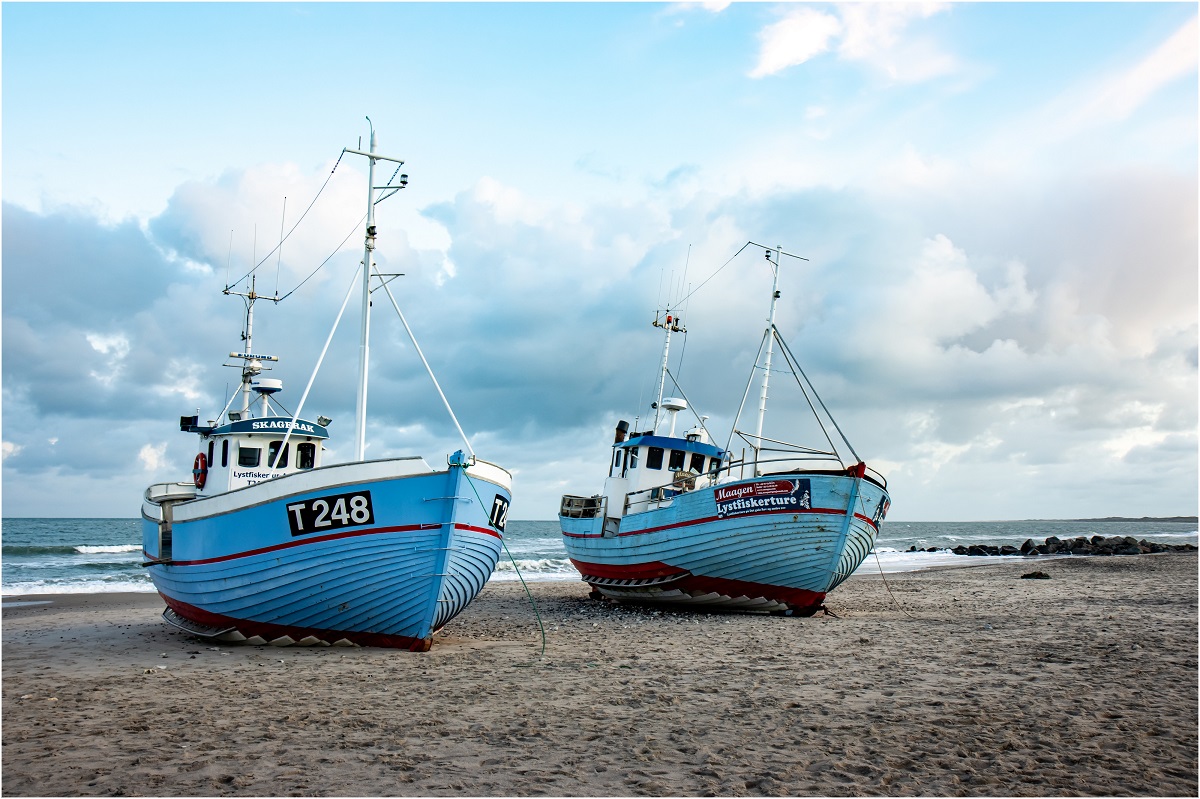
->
<box><xmin>182</xmin><ymin>415</ymin><xmax>330</xmax><ymax>493</ymax></box>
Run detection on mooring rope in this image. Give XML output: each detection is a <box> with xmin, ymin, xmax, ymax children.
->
<box><xmin>462</xmin><ymin>472</ymin><xmax>547</xmax><ymax>659</ymax></box>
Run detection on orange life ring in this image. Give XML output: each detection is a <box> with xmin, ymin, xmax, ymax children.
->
<box><xmin>193</xmin><ymin>453</ymin><xmax>208</xmax><ymax>489</ymax></box>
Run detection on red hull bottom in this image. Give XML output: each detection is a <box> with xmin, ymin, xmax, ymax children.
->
<box><xmin>569</xmin><ymin>559</ymin><xmax>827</xmax><ymax>616</ymax></box>
<box><xmin>161</xmin><ymin>595</ymin><xmax>433</xmax><ymax>651</ymax></box>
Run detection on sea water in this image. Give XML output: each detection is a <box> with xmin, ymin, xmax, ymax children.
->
<box><xmin>2</xmin><ymin>517</ymin><xmax>1195</xmax><ymax>596</ymax></box>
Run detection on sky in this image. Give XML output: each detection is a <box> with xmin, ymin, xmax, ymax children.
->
<box><xmin>2</xmin><ymin>1</ymin><xmax>1196</xmax><ymax>521</ymax></box>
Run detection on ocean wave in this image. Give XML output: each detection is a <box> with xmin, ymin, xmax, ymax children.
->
<box><xmin>75</xmin><ymin>545</ymin><xmax>143</xmax><ymax>554</ymax></box>
<box><xmin>2</xmin><ymin>577</ymin><xmax>156</xmax><ymax>596</ymax></box>
<box><xmin>491</xmin><ymin>558</ymin><xmax>578</xmax><ymax>582</ymax></box>
<box><xmin>3</xmin><ymin>545</ymin><xmax>86</xmax><ymax>556</ymax></box>
<box><xmin>494</xmin><ymin>558</ymin><xmax>576</xmax><ymax>573</ymax></box>
<box><xmin>2</xmin><ymin>544</ymin><xmax>143</xmax><ymax>556</ymax></box>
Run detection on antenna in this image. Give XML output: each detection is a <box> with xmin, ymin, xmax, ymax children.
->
<box><xmin>275</xmin><ymin>197</ymin><xmax>286</xmax><ymax>299</ymax></box>
<box><xmin>224</xmin><ymin>230</ymin><xmax>233</xmax><ymax>289</ymax></box>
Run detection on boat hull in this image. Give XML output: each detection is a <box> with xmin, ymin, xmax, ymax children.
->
<box><xmin>142</xmin><ymin>459</ymin><xmax>511</xmax><ymax>650</ymax></box>
<box><xmin>561</xmin><ymin>472</ymin><xmax>888</xmax><ymax>615</ymax></box>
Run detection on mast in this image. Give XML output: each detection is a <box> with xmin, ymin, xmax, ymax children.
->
<box><xmin>753</xmin><ymin>246</ymin><xmax>782</xmax><ymax>476</ymax></box>
<box><xmin>651</xmin><ymin>310</ymin><xmax>685</xmax><ymax>431</ymax></box>
<box><xmin>344</xmin><ymin>120</ymin><xmax>405</xmax><ymax>461</ymax></box>
<box><xmin>224</xmin><ymin>274</ymin><xmax>279</xmax><ymax>420</ymax></box>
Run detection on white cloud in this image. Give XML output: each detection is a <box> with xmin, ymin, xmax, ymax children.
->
<box><xmin>838</xmin><ymin>2</ymin><xmax>955</xmax><ymax>82</ymax></box>
<box><xmin>2</xmin><ymin>441</ymin><xmax>24</xmax><ymax>461</ymax></box>
<box><xmin>1080</xmin><ymin>15</ymin><xmax>1198</xmax><ymax>125</ymax></box>
<box><xmin>749</xmin><ymin>7</ymin><xmax>843</xmax><ymax>78</ymax></box>
<box><xmin>86</xmin><ymin>331</ymin><xmax>131</xmax><ymax>386</ymax></box>
<box><xmin>138</xmin><ymin>442</ymin><xmax>169</xmax><ymax>472</ymax></box>
<box><xmin>998</xmin><ymin>15</ymin><xmax>1198</xmax><ymax>159</ymax></box>
<box><xmin>749</xmin><ymin>3</ymin><xmax>954</xmax><ymax>81</ymax></box>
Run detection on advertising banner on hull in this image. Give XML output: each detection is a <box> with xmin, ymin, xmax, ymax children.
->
<box><xmin>714</xmin><ymin>479</ymin><xmax>812</xmax><ymax>519</ymax></box>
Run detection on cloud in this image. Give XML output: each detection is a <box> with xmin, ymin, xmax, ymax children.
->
<box><xmin>138</xmin><ymin>442</ymin><xmax>169</xmax><ymax>472</ymax></box>
<box><xmin>1078</xmin><ymin>15</ymin><xmax>1198</xmax><ymax>125</ymax></box>
<box><xmin>2</xmin><ymin>138</ymin><xmax>1195</xmax><ymax>520</ymax></box>
<box><xmin>748</xmin><ymin>7</ymin><xmax>842</xmax><ymax>78</ymax></box>
<box><xmin>749</xmin><ymin>3</ymin><xmax>954</xmax><ymax>81</ymax></box>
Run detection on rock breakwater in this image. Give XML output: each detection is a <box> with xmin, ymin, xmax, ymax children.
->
<box><xmin>907</xmin><ymin>535</ymin><xmax>1198</xmax><ymax>558</ymax></box>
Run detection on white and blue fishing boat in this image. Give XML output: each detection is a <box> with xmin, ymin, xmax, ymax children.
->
<box><xmin>141</xmin><ymin>126</ymin><xmax>512</xmax><ymax>650</ymax></box>
<box><xmin>560</xmin><ymin>244</ymin><xmax>890</xmax><ymax>616</ymax></box>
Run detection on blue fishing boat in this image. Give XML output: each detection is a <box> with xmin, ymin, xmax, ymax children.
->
<box><xmin>141</xmin><ymin>125</ymin><xmax>512</xmax><ymax>650</ymax></box>
<box><xmin>560</xmin><ymin>244</ymin><xmax>890</xmax><ymax>615</ymax></box>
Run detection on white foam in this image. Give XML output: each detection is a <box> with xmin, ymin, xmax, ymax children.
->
<box><xmin>1</xmin><ymin>579</ymin><xmax>156</xmax><ymax>596</ymax></box>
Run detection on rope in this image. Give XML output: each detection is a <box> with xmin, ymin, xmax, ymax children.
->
<box><xmin>871</xmin><ymin>548</ymin><xmax>916</xmax><ymax>619</ymax></box>
<box><xmin>861</xmin><ymin>489</ymin><xmax>915</xmax><ymax>620</ymax></box>
<box><xmin>462</xmin><ymin>472</ymin><xmax>547</xmax><ymax>659</ymax></box>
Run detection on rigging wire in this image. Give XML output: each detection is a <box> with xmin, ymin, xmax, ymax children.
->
<box><xmin>274</xmin><ymin>162</ymin><xmax>406</xmax><ymax>301</ymax></box>
<box><xmin>277</xmin><ymin>213</ymin><xmax>366</xmax><ymax>301</ymax></box>
<box><xmin>224</xmin><ymin>148</ymin><xmax>348</xmax><ymax>291</ymax></box>
<box><xmin>673</xmin><ymin>240</ymin><xmax>752</xmax><ymax>307</ymax></box>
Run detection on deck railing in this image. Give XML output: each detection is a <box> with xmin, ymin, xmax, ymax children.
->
<box><xmin>560</xmin><ymin>494</ymin><xmax>605</xmax><ymax>519</ymax></box>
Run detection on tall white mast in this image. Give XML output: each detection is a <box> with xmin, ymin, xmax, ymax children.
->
<box><xmin>753</xmin><ymin>246</ymin><xmax>782</xmax><ymax>476</ymax></box>
<box><xmin>344</xmin><ymin>120</ymin><xmax>405</xmax><ymax>461</ymax></box>
<box><xmin>651</xmin><ymin>310</ymin><xmax>685</xmax><ymax>431</ymax></box>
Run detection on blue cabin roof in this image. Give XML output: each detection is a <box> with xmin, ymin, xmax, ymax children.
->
<box><xmin>620</xmin><ymin>433</ymin><xmax>724</xmax><ymax>459</ymax></box>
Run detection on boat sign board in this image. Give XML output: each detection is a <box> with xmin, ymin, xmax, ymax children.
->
<box><xmin>287</xmin><ymin>490</ymin><xmax>375</xmax><ymax>536</ymax></box>
<box><xmin>213</xmin><ymin>418</ymin><xmax>330</xmax><ymax>439</ymax></box>
<box><xmin>714</xmin><ymin>479</ymin><xmax>811</xmax><ymax>518</ymax></box>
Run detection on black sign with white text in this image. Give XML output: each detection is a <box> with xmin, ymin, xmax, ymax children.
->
<box><xmin>286</xmin><ymin>491</ymin><xmax>375</xmax><ymax>536</ymax></box>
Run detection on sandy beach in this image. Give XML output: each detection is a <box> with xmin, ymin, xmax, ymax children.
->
<box><xmin>3</xmin><ymin>553</ymin><xmax>1196</xmax><ymax>797</ymax></box>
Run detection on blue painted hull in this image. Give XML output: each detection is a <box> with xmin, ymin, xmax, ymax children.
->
<box><xmin>142</xmin><ymin>461</ymin><xmax>510</xmax><ymax>650</ymax></box>
<box><xmin>561</xmin><ymin>472</ymin><xmax>889</xmax><ymax>615</ymax></box>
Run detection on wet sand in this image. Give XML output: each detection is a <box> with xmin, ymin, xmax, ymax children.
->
<box><xmin>2</xmin><ymin>553</ymin><xmax>1196</xmax><ymax>796</ymax></box>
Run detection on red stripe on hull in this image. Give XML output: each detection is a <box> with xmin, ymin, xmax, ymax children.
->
<box><xmin>453</xmin><ymin>523</ymin><xmax>502</xmax><ymax>539</ymax></box>
<box><xmin>147</xmin><ymin>523</ymin><xmax>445</xmax><ymax>567</ymax></box>
<box><xmin>161</xmin><ymin>596</ymin><xmax>433</xmax><ymax>652</ymax></box>
<box><xmin>569</xmin><ymin>559</ymin><xmax>826</xmax><ymax>615</ymax></box>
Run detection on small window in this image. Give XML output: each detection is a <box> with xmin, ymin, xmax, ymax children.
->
<box><xmin>668</xmin><ymin>450</ymin><xmax>685</xmax><ymax>472</ymax></box>
<box><xmin>628</xmin><ymin>449</ymin><xmax>639</xmax><ymax>469</ymax></box>
<box><xmin>238</xmin><ymin>446</ymin><xmax>261</xmax><ymax>467</ymax></box>
<box><xmin>221</xmin><ymin>439</ymin><xmax>229</xmax><ymax>467</ymax></box>
<box><xmin>709</xmin><ymin>457</ymin><xmax>721</xmax><ymax>476</ymax></box>
<box><xmin>646</xmin><ymin>447</ymin><xmax>664</xmax><ymax>470</ymax></box>
<box><xmin>297</xmin><ymin>443</ymin><xmax>316</xmax><ymax>470</ymax></box>
<box><xmin>690</xmin><ymin>453</ymin><xmax>706</xmax><ymax>473</ymax></box>
<box><xmin>268</xmin><ymin>441</ymin><xmax>289</xmax><ymax>469</ymax></box>
<box><xmin>207</xmin><ymin>440</ymin><xmax>215</xmax><ymax>468</ymax></box>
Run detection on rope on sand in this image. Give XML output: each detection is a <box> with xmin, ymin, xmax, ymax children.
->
<box><xmin>464</xmin><ymin>473</ymin><xmax>547</xmax><ymax>660</ymax></box>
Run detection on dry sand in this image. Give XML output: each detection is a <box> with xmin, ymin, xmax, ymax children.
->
<box><xmin>2</xmin><ymin>553</ymin><xmax>1196</xmax><ymax>797</ymax></box>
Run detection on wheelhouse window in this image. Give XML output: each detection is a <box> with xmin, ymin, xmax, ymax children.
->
<box><xmin>207</xmin><ymin>440</ymin><xmax>215</xmax><ymax>467</ymax></box>
<box><xmin>238</xmin><ymin>446</ymin><xmax>261</xmax><ymax>467</ymax></box>
<box><xmin>221</xmin><ymin>439</ymin><xmax>230</xmax><ymax>467</ymax></box>
<box><xmin>690</xmin><ymin>453</ymin><xmax>706</xmax><ymax>474</ymax></box>
<box><xmin>297</xmin><ymin>443</ymin><xmax>316</xmax><ymax>470</ymax></box>
<box><xmin>668</xmin><ymin>450</ymin><xmax>685</xmax><ymax>472</ymax></box>
<box><xmin>268</xmin><ymin>441</ymin><xmax>289</xmax><ymax>469</ymax></box>
<box><xmin>628</xmin><ymin>448</ymin><xmax>639</xmax><ymax>469</ymax></box>
<box><xmin>646</xmin><ymin>446</ymin><xmax>664</xmax><ymax>470</ymax></box>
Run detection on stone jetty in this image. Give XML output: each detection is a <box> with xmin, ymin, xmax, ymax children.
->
<box><xmin>906</xmin><ymin>535</ymin><xmax>1198</xmax><ymax>557</ymax></box>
